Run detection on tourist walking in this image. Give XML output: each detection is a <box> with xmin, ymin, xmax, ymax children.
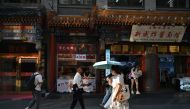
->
<box><xmin>25</xmin><ymin>66</ymin><xmax>44</xmax><ymax>109</ymax></box>
<box><xmin>70</xmin><ymin>67</ymin><xmax>85</xmax><ymax>109</ymax></box>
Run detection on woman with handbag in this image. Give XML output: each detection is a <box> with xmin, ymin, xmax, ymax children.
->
<box><xmin>109</xmin><ymin>65</ymin><xmax>130</xmax><ymax>109</ymax></box>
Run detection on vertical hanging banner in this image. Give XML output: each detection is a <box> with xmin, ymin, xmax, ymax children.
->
<box><xmin>105</xmin><ymin>49</ymin><xmax>110</xmax><ymax>76</ymax></box>
<box><xmin>130</xmin><ymin>25</ymin><xmax>186</xmax><ymax>42</ymax></box>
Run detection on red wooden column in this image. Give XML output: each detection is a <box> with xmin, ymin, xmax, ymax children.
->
<box><xmin>186</xmin><ymin>57</ymin><xmax>190</xmax><ymax>77</ymax></box>
<box><xmin>48</xmin><ymin>34</ymin><xmax>56</xmax><ymax>92</ymax></box>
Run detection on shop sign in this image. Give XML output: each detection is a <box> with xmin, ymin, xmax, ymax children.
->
<box><xmin>106</xmin><ymin>49</ymin><xmax>110</xmax><ymax>61</ymax></box>
<box><xmin>69</xmin><ymin>33</ymin><xmax>86</xmax><ymax>36</ymax></box>
<box><xmin>111</xmin><ymin>45</ymin><xmax>122</xmax><ymax>54</ymax></box>
<box><xmin>105</xmin><ymin>49</ymin><xmax>110</xmax><ymax>76</ymax></box>
<box><xmin>158</xmin><ymin>46</ymin><xmax>168</xmax><ymax>53</ymax></box>
<box><xmin>130</xmin><ymin>25</ymin><xmax>186</xmax><ymax>42</ymax></box>
<box><xmin>75</xmin><ymin>54</ymin><xmax>86</xmax><ymax>60</ymax></box>
<box><xmin>169</xmin><ymin>46</ymin><xmax>179</xmax><ymax>53</ymax></box>
<box><xmin>180</xmin><ymin>77</ymin><xmax>190</xmax><ymax>91</ymax></box>
<box><xmin>122</xmin><ymin>45</ymin><xmax>129</xmax><ymax>53</ymax></box>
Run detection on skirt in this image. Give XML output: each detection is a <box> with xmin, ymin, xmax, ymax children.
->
<box><xmin>109</xmin><ymin>100</ymin><xmax>129</xmax><ymax>109</ymax></box>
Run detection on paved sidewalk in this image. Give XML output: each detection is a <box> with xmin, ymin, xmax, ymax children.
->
<box><xmin>0</xmin><ymin>92</ymin><xmax>32</xmax><ymax>101</ymax></box>
<box><xmin>0</xmin><ymin>90</ymin><xmax>190</xmax><ymax>109</ymax></box>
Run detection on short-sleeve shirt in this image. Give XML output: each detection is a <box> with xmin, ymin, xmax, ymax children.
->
<box><xmin>34</xmin><ymin>72</ymin><xmax>43</xmax><ymax>91</ymax></box>
<box><xmin>112</xmin><ymin>74</ymin><xmax>124</xmax><ymax>89</ymax></box>
<box><xmin>73</xmin><ymin>72</ymin><xmax>83</xmax><ymax>89</ymax></box>
<box><xmin>131</xmin><ymin>67</ymin><xmax>138</xmax><ymax>79</ymax></box>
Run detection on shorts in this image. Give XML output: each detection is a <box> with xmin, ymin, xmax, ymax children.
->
<box><xmin>131</xmin><ymin>77</ymin><xmax>137</xmax><ymax>80</ymax></box>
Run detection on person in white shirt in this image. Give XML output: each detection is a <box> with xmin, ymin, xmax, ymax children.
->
<box><xmin>25</xmin><ymin>66</ymin><xmax>43</xmax><ymax>109</ymax></box>
<box><xmin>109</xmin><ymin>65</ymin><xmax>130</xmax><ymax>109</ymax></box>
<box><xmin>70</xmin><ymin>67</ymin><xmax>85</xmax><ymax>109</ymax></box>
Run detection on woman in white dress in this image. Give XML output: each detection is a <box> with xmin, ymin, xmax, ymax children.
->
<box><xmin>109</xmin><ymin>65</ymin><xmax>130</xmax><ymax>109</ymax></box>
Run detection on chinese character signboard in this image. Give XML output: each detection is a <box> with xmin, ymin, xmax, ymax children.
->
<box><xmin>105</xmin><ymin>49</ymin><xmax>110</xmax><ymax>76</ymax></box>
<box><xmin>169</xmin><ymin>46</ymin><xmax>179</xmax><ymax>53</ymax></box>
<box><xmin>158</xmin><ymin>46</ymin><xmax>168</xmax><ymax>53</ymax></box>
<box><xmin>75</xmin><ymin>54</ymin><xmax>86</xmax><ymax>61</ymax></box>
<box><xmin>130</xmin><ymin>25</ymin><xmax>186</xmax><ymax>42</ymax></box>
<box><xmin>122</xmin><ymin>45</ymin><xmax>129</xmax><ymax>53</ymax></box>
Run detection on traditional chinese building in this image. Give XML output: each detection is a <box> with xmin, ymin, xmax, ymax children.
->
<box><xmin>2</xmin><ymin>0</ymin><xmax>189</xmax><ymax>93</ymax></box>
<box><xmin>45</xmin><ymin>0</ymin><xmax>190</xmax><ymax>93</ymax></box>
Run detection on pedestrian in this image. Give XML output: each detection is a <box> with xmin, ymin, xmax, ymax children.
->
<box><xmin>161</xmin><ymin>70</ymin><xmax>169</xmax><ymax>88</ymax></box>
<box><xmin>25</xmin><ymin>66</ymin><xmax>44</xmax><ymax>109</ymax></box>
<box><xmin>100</xmin><ymin>74</ymin><xmax>112</xmax><ymax>108</ymax></box>
<box><xmin>130</xmin><ymin>66</ymin><xmax>142</xmax><ymax>94</ymax></box>
<box><xmin>109</xmin><ymin>65</ymin><xmax>130</xmax><ymax>109</ymax></box>
<box><xmin>70</xmin><ymin>67</ymin><xmax>86</xmax><ymax>109</ymax></box>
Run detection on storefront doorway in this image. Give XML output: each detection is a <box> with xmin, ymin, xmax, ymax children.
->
<box><xmin>19</xmin><ymin>57</ymin><xmax>39</xmax><ymax>91</ymax></box>
<box><xmin>0</xmin><ymin>56</ymin><xmax>39</xmax><ymax>92</ymax></box>
<box><xmin>159</xmin><ymin>55</ymin><xmax>175</xmax><ymax>89</ymax></box>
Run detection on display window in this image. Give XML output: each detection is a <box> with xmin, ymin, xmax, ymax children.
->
<box><xmin>56</xmin><ymin>43</ymin><xmax>97</xmax><ymax>93</ymax></box>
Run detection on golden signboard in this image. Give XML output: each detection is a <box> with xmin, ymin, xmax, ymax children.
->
<box><xmin>111</xmin><ymin>45</ymin><xmax>121</xmax><ymax>54</ymax></box>
<box><xmin>181</xmin><ymin>46</ymin><xmax>190</xmax><ymax>54</ymax></box>
<box><xmin>122</xmin><ymin>45</ymin><xmax>129</xmax><ymax>53</ymax></box>
<box><xmin>133</xmin><ymin>45</ymin><xmax>144</xmax><ymax>52</ymax></box>
<box><xmin>158</xmin><ymin>46</ymin><xmax>168</xmax><ymax>53</ymax></box>
<box><xmin>169</xmin><ymin>46</ymin><xmax>179</xmax><ymax>53</ymax></box>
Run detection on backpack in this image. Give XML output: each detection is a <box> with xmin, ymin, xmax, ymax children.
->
<box><xmin>26</xmin><ymin>74</ymin><xmax>39</xmax><ymax>90</ymax></box>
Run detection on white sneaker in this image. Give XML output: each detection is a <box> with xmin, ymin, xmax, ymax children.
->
<box><xmin>131</xmin><ymin>90</ymin><xmax>134</xmax><ymax>94</ymax></box>
<box><xmin>136</xmin><ymin>91</ymin><xmax>141</xmax><ymax>94</ymax></box>
<box><xmin>25</xmin><ymin>107</ymin><xmax>29</xmax><ymax>109</ymax></box>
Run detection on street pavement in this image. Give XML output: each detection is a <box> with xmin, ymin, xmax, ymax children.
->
<box><xmin>0</xmin><ymin>90</ymin><xmax>190</xmax><ymax>109</ymax></box>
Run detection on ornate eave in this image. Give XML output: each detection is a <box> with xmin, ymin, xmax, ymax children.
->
<box><xmin>97</xmin><ymin>10</ymin><xmax>190</xmax><ymax>25</ymax></box>
<box><xmin>48</xmin><ymin>9</ymin><xmax>190</xmax><ymax>27</ymax></box>
<box><xmin>0</xmin><ymin>17</ymin><xmax>42</xmax><ymax>25</ymax></box>
<box><xmin>48</xmin><ymin>15</ymin><xmax>90</xmax><ymax>27</ymax></box>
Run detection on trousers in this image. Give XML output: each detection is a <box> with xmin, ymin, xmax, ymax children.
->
<box><xmin>27</xmin><ymin>90</ymin><xmax>41</xmax><ymax>109</ymax></box>
<box><xmin>70</xmin><ymin>90</ymin><xmax>85</xmax><ymax>109</ymax></box>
